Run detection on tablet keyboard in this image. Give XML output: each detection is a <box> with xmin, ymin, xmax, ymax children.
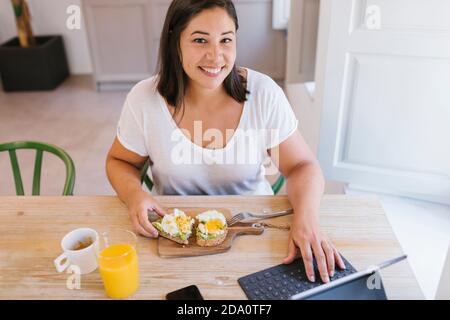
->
<box><xmin>238</xmin><ymin>256</ymin><xmax>357</xmax><ymax>300</ymax></box>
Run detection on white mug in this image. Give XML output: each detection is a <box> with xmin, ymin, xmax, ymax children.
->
<box><xmin>54</xmin><ymin>228</ymin><xmax>99</xmax><ymax>275</ymax></box>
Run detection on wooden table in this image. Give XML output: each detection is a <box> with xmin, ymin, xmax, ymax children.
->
<box><xmin>0</xmin><ymin>195</ymin><xmax>424</xmax><ymax>299</ymax></box>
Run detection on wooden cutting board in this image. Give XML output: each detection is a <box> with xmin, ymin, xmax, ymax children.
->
<box><xmin>157</xmin><ymin>207</ymin><xmax>264</xmax><ymax>258</ymax></box>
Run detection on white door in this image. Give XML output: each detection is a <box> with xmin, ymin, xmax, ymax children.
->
<box><xmin>317</xmin><ymin>0</ymin><xmax>450</xmax><ymax>204</ymax></box>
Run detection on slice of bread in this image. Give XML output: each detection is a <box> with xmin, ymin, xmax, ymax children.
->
<box><xmin>152</xmin><ymin>222</ymin><xmax>190</xmax><ymax>245</ymax></box>
<box><xmin>196</xmin><ymin>228</ymin><xmax>228</xmax><ymax>247</ymax></box>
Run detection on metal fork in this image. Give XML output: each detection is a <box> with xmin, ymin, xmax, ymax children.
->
<box><xmin>227</xmin><ymin>208</ymin><xmax>293</xmax><ymax>226</ymax></box>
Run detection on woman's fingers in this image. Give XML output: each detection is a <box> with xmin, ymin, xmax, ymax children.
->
<box><xmin>321</xmin><ymin>240</ymin><xmax>335</xmax><ymax>277</ymax></box>
<box><xmin>138</xmin><ymin>209</ymin><xmax>158</xmax><ymax>237</ymax></box>
<box><xmin>136</xmin><ymin>223</ymin><xmax>154</xmax><ymax>238</ymax></box>
<box><xmin>151</xmin><ymin>203</ymin><xmax>167</xmax><ymax>217</ymax></box>
<box><xmin>283</xmin><ymin>237</ymin><xmax>297</xmax><ymax>264</ymax></box>
<box><xmin>298</xmin><ymin>242</ymin><xmax>316</xmax><ymax>282</ymax></box>
<box><xmin>333</xmin><ymin>245</ymin><xmax>346</xmax><ymax>270</ymax></box>
<box><xmin>130</xmin><ymin>215</ymin><xmax>153</xmax><ymax>238</ymax></box>
<box><xmin>311</xmin><ymin>240</ymin><xmax>330</xmax><ymax>283</ymax></box>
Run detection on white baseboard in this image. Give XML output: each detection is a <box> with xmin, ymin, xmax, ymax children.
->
<box><xmin>96</xmin><ymin>81</ymin><xmax>136</xmax><ymax>91</ymax></box>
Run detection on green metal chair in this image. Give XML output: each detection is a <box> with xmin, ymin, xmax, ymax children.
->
<box><xmin>0</xmin><ymin>141</ymin><xmax>75</xmax><ymax>196</ymax></box>
<box><xmin>139</xmin><ymin>158</ymin><xmax>285</xmax><ymax>194</ymax></box>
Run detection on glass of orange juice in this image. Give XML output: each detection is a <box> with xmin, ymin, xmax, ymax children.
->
<box><xmin>97</xmin><ymin>228</ymin><xmax>139</xmax><ymax>299</ymax></box>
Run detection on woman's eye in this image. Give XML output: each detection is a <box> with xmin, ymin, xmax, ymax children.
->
<box><xmin>193</xmin><ymin>38</ymin><xmax>207</xmax><ymax>44</ymax></box>
<box><xmin>222</xmin><ymin>38</ymin><xmax>232</xmax><ymax>43</ymax></box>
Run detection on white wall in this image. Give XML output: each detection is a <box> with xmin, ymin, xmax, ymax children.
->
<box><xmin>0</xmin><ymin>0</ymin><xmax>93</xmax><ymax>74</ymax></box>
<box><xmin>0</xmin><ymin>0</ymin><xmax>16</xmax><ymax>42</ymax></box>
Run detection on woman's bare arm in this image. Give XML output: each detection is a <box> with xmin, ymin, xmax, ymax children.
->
<box><xmin>106</xmin><ymin>138</ymin><xmax>147</xmax><ymax>204</ymax></box>
<box><xmin>269</xmin><ymin>131</ymin><xmax>345</xmax><ymax>283</ymax></box>
<box><xmin>106</xmin><ymin>137</ymin><xmax>166</xmax><ymax>237</ymax></box>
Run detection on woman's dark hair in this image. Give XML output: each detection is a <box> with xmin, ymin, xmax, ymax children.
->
<box><xmin>156</xmin><ymin>0</ymin><xmax>249</xmax><ymax>122</ymax></box>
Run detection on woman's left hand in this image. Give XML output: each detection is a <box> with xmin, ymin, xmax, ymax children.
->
<box><xmin>283</xmin><ymin>212</ymin><xmax>346</xmax><ymax>283</ymax></box>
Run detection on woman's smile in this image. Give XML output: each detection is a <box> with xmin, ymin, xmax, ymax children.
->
<box><xmin>198</xmin><ymin>65</ymin><xmax>225</xmax><ymax>77</ymax></box>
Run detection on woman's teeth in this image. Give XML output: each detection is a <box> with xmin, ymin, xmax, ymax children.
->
<box><xmin>200</xmin><ymin>66</ymin><xmax>223</xmax><ymax>74</ymax></box>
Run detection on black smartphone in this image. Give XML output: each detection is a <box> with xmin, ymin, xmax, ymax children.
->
<box><xmin>166</xmin><ymin>285</ymin><xmax>204</xmax><ymax>300</ymax></box>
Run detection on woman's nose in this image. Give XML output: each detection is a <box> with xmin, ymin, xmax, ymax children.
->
<box><xmin>206</xmin><ymin>43</ymin><xmax>222</xmax><ymax>60</ymax></box>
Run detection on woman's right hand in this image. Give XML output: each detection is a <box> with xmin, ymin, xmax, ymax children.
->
<box><xmin>125</xmin><ymin>190</ymin><xmax>167</xmax><ymax>238</ymax></box>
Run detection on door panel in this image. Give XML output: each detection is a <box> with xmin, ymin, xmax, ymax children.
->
<box><xmin>317</xmin><ymin>0</ymin><xmax>450</xmax><ymax>204</ymax></box>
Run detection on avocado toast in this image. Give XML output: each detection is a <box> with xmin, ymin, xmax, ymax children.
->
<box><xmin>195</xmin><ymin>210</ymin><xmax>228</xmax><ymax>247</ymax></box>
<box><xmin>152</xmin><ymin>208</ymin><xmax>195</xmax><ymax>245</ymax></box>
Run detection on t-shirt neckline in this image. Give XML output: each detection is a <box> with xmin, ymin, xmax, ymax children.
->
<box><xmin>158</xmin><ymin>67</ymin><xmax>251</xmax><ymax>153</ymax></box>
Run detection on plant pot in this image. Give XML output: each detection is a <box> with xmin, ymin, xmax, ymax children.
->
<box><xmin>0</xmin><ymin>35</ymin><xmax>69</xmax><ymax>91</ymax></box>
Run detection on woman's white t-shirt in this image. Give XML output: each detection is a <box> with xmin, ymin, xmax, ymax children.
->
<box><xmin>117</xmin><ymin>68</ymin><xmax>298</xmax><ymax>195</ymax></box>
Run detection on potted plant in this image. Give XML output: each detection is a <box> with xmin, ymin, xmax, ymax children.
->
<box><xmin>0</xmin><ymin>0</ymin><xmax>69</xmax><ymax>91</ymax></box>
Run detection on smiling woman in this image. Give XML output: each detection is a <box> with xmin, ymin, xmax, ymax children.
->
<box><xmin>157</xmin><ymin>0</ymin><xmax>248</xmax><ymax>121</ymax></box>
<box><xmin>106</xmin><ymin>0</ymin><xmax>345</xmax><ymax>285</ymax></box>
